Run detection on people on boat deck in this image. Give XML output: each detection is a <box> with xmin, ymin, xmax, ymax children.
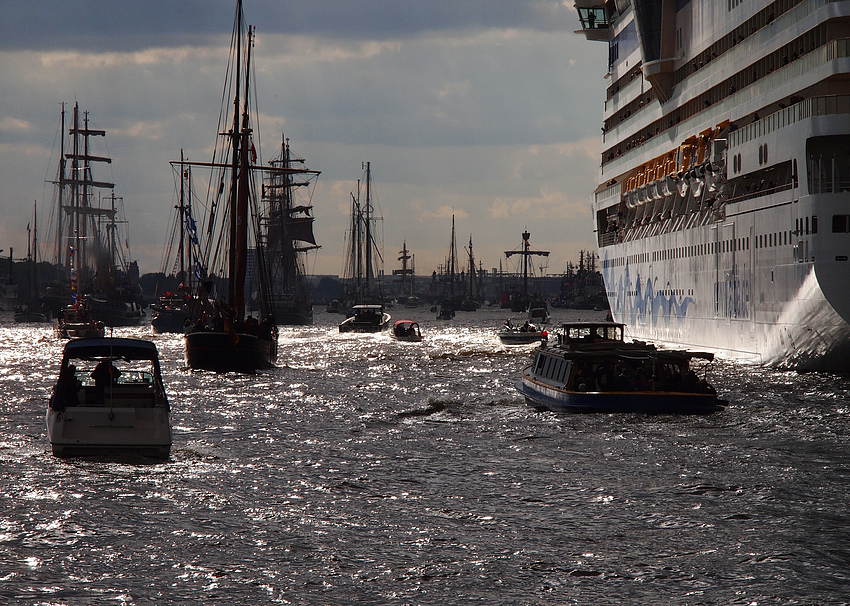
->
<box><xmin>187</xmin><ymin>306</ymin><xmax>276</xmax><ymax>342</ymax></box>
<box><xmin>91</xmin><ymin>360</ymin><xmax>121</xmax><ymax>405</ymax></box>
<box><xmin>569</xmin><ymin>360</ymin><xmax>716</xmax><ymax>394</ymax></box>
<box><xmin>52</xmin><ymin>364</ymin><xmax>82</xmax><ymax>411</ymax></box>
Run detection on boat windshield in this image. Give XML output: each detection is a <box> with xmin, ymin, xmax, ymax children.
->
<box><xmin>564</xmin><ymin>324</ymin><xmax>623</xmax><ymax>342</ymax></box>
<box><xmin>69</xmin><ymin>361</ymin><xmax>155</xmax><ymax>388</ymax></box>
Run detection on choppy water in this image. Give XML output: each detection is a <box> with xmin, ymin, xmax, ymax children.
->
<box><xmin>1</xmin><ymin>307</ymin><xmax>849</xmax><ymax>605</ymax></box>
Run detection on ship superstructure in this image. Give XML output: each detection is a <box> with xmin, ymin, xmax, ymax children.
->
<box><xmin>578</xmin><ymin>0</ymin><xmax>850</xmax><ymax>369</ymax></box>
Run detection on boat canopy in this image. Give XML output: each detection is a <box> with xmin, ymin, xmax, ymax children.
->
<box><xmin>61</xmin><ymin>338</ymin><xmax>161</xmax><ymax>362</ymax></box>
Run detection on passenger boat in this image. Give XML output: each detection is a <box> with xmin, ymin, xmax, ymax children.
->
<box><xmin>578</xmin><ymin>1</ymin><xmax>850</xmax><ymax>370</ymax></box>
<box><xmin>56</xmin><ymin>303</ymin><xmax>105</xmax><ymax>339</ymax></box>
<box><xmin>46</xmin><ymin>337</ymin><xmax>172</xmax><ymax>458</ymax></box>
<box><xmin>498</xmin><ymin>319</ymin><xmax>547</xmax><ymax>345</ymax></box>
<box><xmin>516</xmin><ymin>321</ymin><xmax>724</xmax><ymax>414</ymax></box>
<box><xmin>392</xmin><ymin>319</ymin><xmax>422</xmax><ymax>342</ymax></box>
<box><xmin>436</xmin><ymin>304</ymin><xmax>455</xmax><ymax>320</ymax></box>
<box><xmin>150</xmin><ymin>288</ymin><xmax>195</xmax><ymax>334</ymax></box>
<box><xmin>339</xmin><ymin>304</ymin><xmax>391</xmax><ymax>333</ymax></box>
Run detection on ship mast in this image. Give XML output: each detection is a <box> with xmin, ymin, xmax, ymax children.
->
<box><xmin>505</xmin><ymin>230</ymin><xmax>549</xmax><ymax>297</ymax></box>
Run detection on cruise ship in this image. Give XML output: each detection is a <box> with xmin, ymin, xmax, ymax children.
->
<box><xmin>576</xmin><ymin>0</ymin><xmax>850</xmax><ymax>370</ymax></box>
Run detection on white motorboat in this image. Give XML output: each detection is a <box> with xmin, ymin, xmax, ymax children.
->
<box><xmin>46</xmin><ymin>337</ymin><xmax>172</xmax><ymax>458</ymax></box>
<box><xmin>498</xmin><ymin>319</ymin><xmax>547</xmax><ymax>345</ymax></box>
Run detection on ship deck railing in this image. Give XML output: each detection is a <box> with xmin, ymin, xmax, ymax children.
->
<box><xmin>602</xmin><ymin>27</ymin><xmax>850</xmax><ymax>179</ymax></box>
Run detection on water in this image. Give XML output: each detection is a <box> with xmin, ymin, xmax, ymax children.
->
<box><xmin>2</xmin><ymin>307</ymin><xmax>849</xmax><ymax>605</ymax></box>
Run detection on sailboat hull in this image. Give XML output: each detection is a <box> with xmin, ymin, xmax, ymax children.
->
<box><xmin>87</xmin><ymin>297</ymin><xmax>144</xmax><ymax>327</ymax></box>
<box><xmin>185</xmin><ymin>331</ymin><xmax>277</xmax><ymax>372</ymax></box>
<box><xmin>273</xmin><ymin>302</ymin><xmax>313</xmax><ymax>326</ymax></box>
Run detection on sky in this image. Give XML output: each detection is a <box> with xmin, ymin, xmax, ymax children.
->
<box><xmin>0</xmin><ymin>0</ymin><xmax>608</xmax><ymax>282</ymax></box>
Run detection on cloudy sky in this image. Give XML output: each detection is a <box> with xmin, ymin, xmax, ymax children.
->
<box><xmin>0</xmin><ymin>0</ymin><xmax>607</xmax><ymax>281</ymax></box>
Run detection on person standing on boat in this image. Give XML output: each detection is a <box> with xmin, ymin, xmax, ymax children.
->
<box><xmin>53</xmin><ymin>364</ymin><xmax>82</xmax><ymax>410</ymax></box>
<box><xmin>91</xmin><ymin>360</ymin><xmax>121</xmax><ymax>405</ymax></box>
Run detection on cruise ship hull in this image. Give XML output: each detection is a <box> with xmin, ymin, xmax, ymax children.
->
<box><xmin>578</xmin><ymin>0</ymin><xmax>850</xmax><ymax>371</ymax></box>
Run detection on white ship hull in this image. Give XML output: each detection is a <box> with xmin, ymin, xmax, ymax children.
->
<box><xmin>578</xmin><ymin>0</ymin><xmax>850</xmax><ymax>370</ymax></box>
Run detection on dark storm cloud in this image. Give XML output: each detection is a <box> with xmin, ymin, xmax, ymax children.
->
<box><xmin>0</xmin><ymin>1</ymin><xmax>575</xmax><ymax>52</ymax></box>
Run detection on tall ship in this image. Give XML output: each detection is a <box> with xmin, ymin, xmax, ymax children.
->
<box><xmin>261</xmin><ymin>136</ymin><xmax>321</xmax><ymax>325</ymax></box>
<box><xmin>578</xmin><ymin>0</ymin><xmax>850</xmax><ymax>370</ymax></box>
<box><xmin>339</xmin><ymin>162</ymin><xmax>391</xmax><ymax>332</ymax></box>
<box><xmin>43</xmin><ymin>103</ymin><xmax>143</xmax><ymax>327</ymax></box>
<box><xmin>182</xmin><ymin>0</ymin><xmax>279</xmax><ymax>371</ymax></box>
<box><xmin>150</xmin><ymin>152</ymin><xmax>205</xmax><ymax>333</ymax></box>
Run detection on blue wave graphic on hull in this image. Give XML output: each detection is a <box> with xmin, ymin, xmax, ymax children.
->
<box><xmin>605</xmin><ymin>258</ymin><xmax>695</xmax><ymax>328</ymax></box>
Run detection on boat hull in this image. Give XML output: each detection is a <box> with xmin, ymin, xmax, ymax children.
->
<box><xmin>185</xmin><ymin>331</ymin><xmax>277</xmax><ymax>372</ymax></box>
<box><xmin>46</xmin><ymin>407</ymin><xmax>171</xmax><ymax>458</ymax></box>
<box><xmin>498</xmin><ymin>330</ymin><xmax>546</xmax><ymax>345</ymax></box>
<box><xmin>339</xmin><ymin>311</ymin><xmax>391</xmax><ymax>333</ymax></box>
<box><xmin>87</xmin><ymin>297</ymin><xmax>144</xmax><ymax>327</ymax></box>
<box><xmin>516</xmin><ymin>377</ymin><xmax>723</xmax><ymax>415</ymax></box>
<box><xmin>150</xmin><ymin>307</ymin><xmax>191</xmax><ymax>334</ymax></box>
<box><xmin>57</xmin><ymin>322</ymin><xmax>105</xmax><ymax>339</ymax></box>
<box><xmin>14</xmin><ymin>311</ymin><xmax>50</xmax><ymax>323</ymax></box>
<box><xmin>274</xmin><ymin>305</ymin><xmax>313</xmax><ymax>326</ymax></box>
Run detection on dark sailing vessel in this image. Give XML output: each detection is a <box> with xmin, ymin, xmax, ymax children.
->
<box><xmin>459</xmin><ymin>234</ymin><xmax>482</xmax><ymax>311</ymax></box>
<box><xmin>504</xmin><ymin>230</ymin><xmax>549</xmax><ymax>313</ymax></box>
<box><xmin>339</xmin><ymin>162</ymin><xmax>390</xmax><ymax>332</ymax></box>
<box><xmin>14</xmin><ymin>204</ymin><xmax>52</xmax><ymax>323</ymax></box>
<box><xmin>151</xmin><ymin>152</ymin><xmax>204</xmax><ymax>333</ymax></box>
<box><xmin>44</xmin><ymin>103</ymin><xmax>143</xmax><ymax>327</ymax></box>
<box><xmin>183</xmin><ymin>0</ymin><xmax>278</xmax><ymax>372</ymax></box>
<box><xmin>262</xmin><ymin>136</ymin><xmax>320</xmax><ymax>325</ymax></box>
<box><xmin>436</xmin><ymin>215</ymin><xmax>459</xmax><ymax>320</ymax></box>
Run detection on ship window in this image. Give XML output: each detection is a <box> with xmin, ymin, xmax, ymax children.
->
<box><xmin>812</xmin><ymin>216</ymin><xmax>818</xmax><ymax>234</ymax></box>
<box><xmin>534</xmin><ymin>353</ymin><xmax>546</xmax><ymax>373</ymax></box>
<box><xmin>544</xmin><ymin>357</ymin><xmax>555</xmax><ymax>378</ymax></box>
<box><xmin>807</xmin><ymin>135</ymin><xmax>850</xmax><ymax>194</ymax></box>
<box><xmin>805</xmin><ymin>217</ymin><xmax>810</xmax><ymax>235</ymax></box>
<box><xmin>833</xmin><ymin>215</ymin><xmax>850</xmax><ymax>233</ymax></box>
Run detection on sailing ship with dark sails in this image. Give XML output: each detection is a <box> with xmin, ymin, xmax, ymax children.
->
<box><xmin>435</xmin><ymin>215</ymin><xmax>459</xmax><ymax>319</ymax></box>
<box><xmin>182</xmin><ymin>0</ymin><xmax>279</xmax><ymax>372</ymax></box>
<box><xmin>262</xmin><ymin>136</ymin><xmax>320</xmax><ymax>325</ymax></box>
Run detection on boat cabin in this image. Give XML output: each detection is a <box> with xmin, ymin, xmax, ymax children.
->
<box><xmin>50</xmin><ymin>338</ymin><xmax>169</xmax><ymax>411</ymax></box>
<box><xmin>532</xmin><ymin>322</ymin><xmax>715</xmax><ymax>395</ymax></box>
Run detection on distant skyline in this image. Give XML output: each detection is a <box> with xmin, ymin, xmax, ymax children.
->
<box><xmin>0</xmin><ymin>1</ymin><xmax>608</xmax><ymax>280</ymax></box>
